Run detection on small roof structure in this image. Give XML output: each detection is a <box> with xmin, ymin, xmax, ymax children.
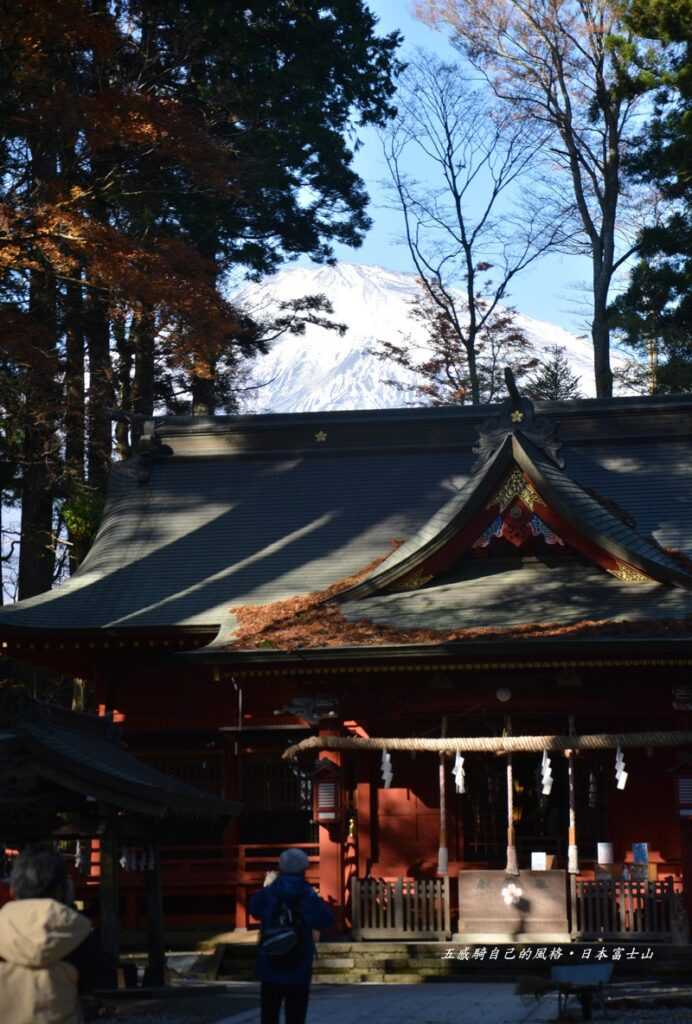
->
<box><xmin>1</xmin><ymin>389</ymin><xmax>692</xmax><ymax>658</ymax></box>
<box><xmin>0</xmin><ymin>692</ymin><xmax>240</xmax><ymax>827</ymax></box>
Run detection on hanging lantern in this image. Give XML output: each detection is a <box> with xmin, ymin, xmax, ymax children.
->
<box><xmin>452</xmin><ymin>752</ymin><xmax>465</xmax><ymax>794</ymax></box>
<box><xmin>381</xmin><ymin>749</ymin><xmax>393</xmax><ymax>789</ymax></box>
<box><xmin>312</xmin><ymin>758</ymin><xmax>341</xmax><ymax>823</ymax></box>
<box><xmin>541</xmin><ymin>750</ymin><xmax>553</xmax><ymax>796</ymax></box>
<box><xmin>615</xmin><ymin>745</ymin><xmax>627</xmax><ymax>790</ymax></box>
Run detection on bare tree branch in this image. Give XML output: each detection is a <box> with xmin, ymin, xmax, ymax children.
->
<box><xmin>378</xmin><ymin>53</ymin><xmax>560</xmax><ymax>404</ymax></box>
<box><xmin>417</xmin><ymin>0</ymin><xmax>656</xmax><ymax>396</ymax></box>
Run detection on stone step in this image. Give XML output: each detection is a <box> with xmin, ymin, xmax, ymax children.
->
<box><xmin>313</xmin><ymin>973</ymin><xmax>383</xmax><ymax>984</ymax></box>
<box><xmin>217</xmin><ymin>941</ymin><xmax>692</xmax><ymax>984</ymax></box>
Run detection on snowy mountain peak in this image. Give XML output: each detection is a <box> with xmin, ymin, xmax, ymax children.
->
<box><xmin>233</xmin><ymin>261</ymin><xmax>604</xmax><ymax>413</ymax></box>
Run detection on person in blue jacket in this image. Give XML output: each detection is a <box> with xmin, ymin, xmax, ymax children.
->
<box><xmin>249</xmin><ymin>848</ymin><xmax>334</xmax><ymax>1024</ymax></box>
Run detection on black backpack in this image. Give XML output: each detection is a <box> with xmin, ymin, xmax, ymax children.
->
<box><xmin>260</xmin><ymin>897</ymin><xmax>303</xmax><ymax>961</ymax></box>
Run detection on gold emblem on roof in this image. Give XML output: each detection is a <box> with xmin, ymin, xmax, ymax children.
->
<box><xmin>489</xmin><ymin>467</ymin><xmax>542</xmax><ymax>513</ymax></box>
<box><xmin>314</xmin><ymin>431</ymin><xmax>328</xmax><ymax>443</ymax></box>
<box><xmin>610</xmin><ymin>562</ymin><xmax>652</xmax><ymax>583</ymax></box>
<box><xmin>511</xmin><ymin>409</ymin><xmax>524</xmax><ymax>423</ymax></box>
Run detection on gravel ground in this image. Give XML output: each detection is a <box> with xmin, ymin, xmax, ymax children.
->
<box><xmin>90</xmin><ymin>981</ymin><xmax>692</xmax><ymax>1024</ymax></box>
<box><xmin>91</xmin><ymin>984</ymin><xmax>259</xmax><ymax>1024</ymax></box>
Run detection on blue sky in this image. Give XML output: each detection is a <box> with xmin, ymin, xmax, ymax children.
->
<box><xmin>299</xmin><ymin>0</ymin><xmax>600</xmax><ymax>337</ymax></box>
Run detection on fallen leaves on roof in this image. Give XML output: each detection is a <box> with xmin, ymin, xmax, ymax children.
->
<box><xmin>226</xmin><ymin>537</ymin><xmax>692</xmax><ymax>650</ymax></box>
<box><xmin>229</xmin><ymin>540</ymin><xmax>404</xmax><ymax>649</ymax></box>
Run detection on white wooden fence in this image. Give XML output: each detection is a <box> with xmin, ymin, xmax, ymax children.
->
<box><xmin>351</xmin><ymin>877</ymin><xmax>451</xmax><ymax>939</ymax></box>
<box><xmin>576</xmin><ymin>878</ymin><xmax>679</xmax><ymax>941</ymax></box>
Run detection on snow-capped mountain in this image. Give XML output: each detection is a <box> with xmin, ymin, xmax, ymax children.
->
<box><xmin>233</xmin><ymin>262</ymin><xmax>615</xmax><ymax>413</ymax></box>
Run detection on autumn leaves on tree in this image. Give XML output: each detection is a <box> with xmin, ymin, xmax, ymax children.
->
<box><xmin>1</xmin><ymin>0</ymin><xmax>689</xmax><ymax>600</ymax></box>
<box><xmin>0</xmin><ymin>1</ymin><xmax>401</xmax><ymax>598</ymax></box>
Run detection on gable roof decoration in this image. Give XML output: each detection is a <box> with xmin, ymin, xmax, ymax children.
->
<box><xmin>472</xmin><ymin>367</ymin><xmax>564</xmax><ymax>472</ymax></box>
<box><xmin>334</xmin><ymin>374</ymin><xmax>692</xmax><ymax>603</ymax></box>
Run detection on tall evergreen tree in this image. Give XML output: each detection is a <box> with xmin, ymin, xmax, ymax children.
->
<box><xmin>610</xmin><ymin>0</ymin><xmax>692</xmax><ymax>392</ymax></box>
<box><xmin>0</xmin><ymin>1</ymin><xmax>402</xmax><ymax>594</ymax></box>
<box><xmin>524</xmin><ymin>345</ymin><xmax>583</xmax><ymax>401</ymax></box>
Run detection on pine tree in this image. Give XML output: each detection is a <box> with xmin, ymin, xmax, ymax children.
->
<box><xmin>610</xmin><ymin>0</ymin><xmax>691</xmax><ymax>391</ymax></box>
<box><xmin>524</xmin><ymin>346</ymin><xmax>583</xmax><ymax>401</ymax></box>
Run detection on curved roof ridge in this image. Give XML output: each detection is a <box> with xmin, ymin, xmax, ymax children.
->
<box><xmin>336</xmin><ymin>408</ymin><xmax>692</xmax><ymax>604</ymax></box>
<box><xmin>334</xmin><ymin>435</ymin><xmax>514</xmax><ymax>603</ymax></box>
<box><xmin>514</xmin><ymin>435</ymin><xmax>692</xmax><ymax>588</ymax></box>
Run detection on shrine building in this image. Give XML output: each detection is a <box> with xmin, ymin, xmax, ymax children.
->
<box><xmin>2</xmin><ymin>387</ymin><xmax>692</xmax><ymax>945</ymax></box>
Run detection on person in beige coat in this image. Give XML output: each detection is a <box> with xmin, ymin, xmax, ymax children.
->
<box><xmin>0</xmin><ymin>845</ymin><xmax>95</xmax><ymax>1024</ymax></box>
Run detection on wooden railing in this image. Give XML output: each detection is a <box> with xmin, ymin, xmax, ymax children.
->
<box><xmin>233</xmin><ymin>843</ymin><xmax>319</xmax><ymax>883</ymax></box>
<box><xmin>576</xmin><ymin>878</ymin><xmax>680</xmax><ymax>941</ymax></box>
<box><xmin>351</xmin><ymin>877</ymin><xmax>451</xmax><ymax>940</ymax></box>
<box><xmin>103</xmin><ymin>842</ymin><xmax>319</xmax><ymax>931</ymax></box>
<box><xmin>232</xmin><ymin>843</ymin><xmax>319</xmax><ymax>930</ymax></box>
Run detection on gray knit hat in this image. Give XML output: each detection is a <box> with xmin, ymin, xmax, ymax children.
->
<box><xmin>278</xmin><ymin>848</ymin><xmax>310</xmax><ymax>874</ymax></box>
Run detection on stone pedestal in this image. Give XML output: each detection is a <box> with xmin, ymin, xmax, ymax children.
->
<box><xmin>455</xmin><ymin>869</ymin><xmax>569</xmax><ymax>943</ymax></box>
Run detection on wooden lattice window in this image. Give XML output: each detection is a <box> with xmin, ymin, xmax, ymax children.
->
<box><xmin>241</xmin><ymin>754</ymin><xmax>312</xmax><ymax>813</ymax></box>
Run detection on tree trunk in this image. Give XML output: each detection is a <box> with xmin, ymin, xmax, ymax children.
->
<box><xmin>592</xmin><ymin>276</ymin><xmax>613</xmax><ymax>398</ymax></box>
<box><xmin>64</xmin><ymin>280</ymin><xmax>88</xmax><ymax>571</ymax></box>
<box><xmin>191</xmin><ymin>363</ymin><xmax>217</xmax><ymax>416</ymax></box>
<box><xmin>191</xmin><ymin>231</ymin><xmax>220</xmax><ymax>416</ymax></box>
<box><xmin>0</xmin><ymin>497</ymin><xmax>4</xmax><ymax>606</ymax></box>
<box><xmin>18</xmin><ymin>270</ymin><xmax>58</xmax><ymax>599</ymax></box>
<box><xmin>132</xmin><ymin>309</ymin><xmax>156</xmax><ymax>446</ymax></box>
<box><xmin>86</xmin><ymin>294</ymin><xmax>112</xmax><ymax>494</ymax></box>
<box><xmin>65</xmin><ymin>281</ymin><xmax>86</xmax><ymax>479</ymax></box>
<box><xmin>466</xmin><ymin>340</ymin><xmax>481</xmax><ymax>406</ymax></box>
<box><xmin>113</xmin><ymin>318</ymin><xmax>132</xmax><ymax>459</ymax></box>
<box><xmin>18</xmin><ymin>123</ymin><xmax>61</xmax><ymax>599</ymax></box>
<box><xmin>19</xmin><ymin>436</ymin><xmax>57</xmax><ymax>599</ymax></box>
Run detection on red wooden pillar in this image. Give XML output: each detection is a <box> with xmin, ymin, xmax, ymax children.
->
<box><xmin>356</xmin><ymin>753</ymin><xmax>372</xmax><ymax>877</ymax></box>
<box><xmin>318</xmin><ymin>726</ymin><xmax>344</xmax><ymax>930</ymax></box>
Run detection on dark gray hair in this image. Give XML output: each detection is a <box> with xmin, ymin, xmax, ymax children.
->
<box><xmin>10</xmin><ymin>844</ymin><xmax>69</xmax><ymax>901</ymax></box>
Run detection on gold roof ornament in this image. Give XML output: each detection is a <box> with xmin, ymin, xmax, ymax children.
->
<box><xmin>610</xmin><ymin>562</ymin><xmax>652</xmax><ymax>584</ymax></box>
<box><xmin>488</xmin><ymin>467</ymin><xmax>542</xmax><ymax>513</ymax></box>
<box><xmin>472</xmin><ymin>367</ymin><xmax>563</xmax><ymax>472</ymax></box>
<box><xmin>314</xmin><ymin>430</ymin><xmax>328</xmax><ymax>443</ymax></box>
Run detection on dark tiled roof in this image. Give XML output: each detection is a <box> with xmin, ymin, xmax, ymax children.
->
<box><xmin>0</xmin><ymin>449</ymin><xmax>472</xmax><ymax>631</ymax></box>
<box><xmin>341</xmin><ymin>561</ymin><xmax>692</xmax><ymax>634</ymax></box>
<box><xmin>0</xmin><ymin>696</ymin><xmax>238</xmax><ymax>819</ymax></box>
<box><xmin>516</xmin><ymin>436</ymin><xmax>692</xmax><ymax>585</ymax></box>
<box><xmin>0</xmin><ymin>395</ymin><xmax>690</xmax><ymax>638</ymax></box>
<box><xmin>558</xmin><ymin>440</ymin><xmax>692</xmax><ymax>555</ymax></box>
